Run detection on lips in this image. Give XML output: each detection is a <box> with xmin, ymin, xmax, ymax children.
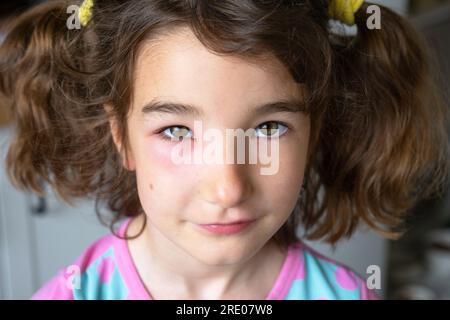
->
<box><xmin>203</xmin><ymin>219</ymin><xmax>255</xmax><ymax>225</ymax></box>
<box><xmin>198</xmin><ymin>219</ymin><xmax>256</xmax><ymax>235</ymax></box>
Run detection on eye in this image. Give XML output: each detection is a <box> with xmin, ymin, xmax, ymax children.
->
<box><xmin>158</xmin><ymin>126</ymin><xmax>193</xmax><ymax>142</ymax></box>
<box><xmin>255</xmin><ymin>121</ymin><xmax>289</xmax><ymax>138</ymax></box>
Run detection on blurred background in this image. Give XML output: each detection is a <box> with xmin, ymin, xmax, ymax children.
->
<box><xmin>0</xmin><ymin>0</ymin><xmax>449</xmax><ymax>299</ymax></box>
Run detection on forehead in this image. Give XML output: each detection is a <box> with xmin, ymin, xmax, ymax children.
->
<box><xmin>132</xmin><ymin>27</ymin><xmax>304</xmax><ymax>114</ymax></box>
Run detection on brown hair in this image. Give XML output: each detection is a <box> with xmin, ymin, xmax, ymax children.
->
<box><xmin>1</xmin><ymin>0</ymin><xmax>449</xmax><ymax>247</ymax></box>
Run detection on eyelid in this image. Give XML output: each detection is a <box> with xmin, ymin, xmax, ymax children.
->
<box><xmin>156</xmin><ymin>125</ymin><xmax>190</xmax><ymax>134</ymax></box>
<box><xmin>262</xmin><ymin>120</ymin><xmax>290</xmax><ymax>130</ymax></box>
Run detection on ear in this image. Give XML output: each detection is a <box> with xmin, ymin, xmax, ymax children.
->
<box><xmin>104</xmin><ymin>104</ymin><xmax>136</xmax><ymax>171</ymax></box>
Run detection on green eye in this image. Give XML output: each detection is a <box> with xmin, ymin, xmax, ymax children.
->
<box><xmin>160</xmin><ymin>126</ymin><xmax>193</xmax><ymax>141</ymax></box>
<box><xmin>256</xmin><ymin>122</ymin><xmax>288</xmax><ymax>138</ymax></box>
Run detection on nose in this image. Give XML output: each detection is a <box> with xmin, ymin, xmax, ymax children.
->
<box><xmin>201</xmin><ymin>163</ymin><xmax>253</xmax><ymax>209</ymax></box>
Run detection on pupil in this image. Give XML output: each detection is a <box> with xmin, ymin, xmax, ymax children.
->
<box><xmin>263</xmin><ymin>123</ymin><xmax>278</xmax><ymax>135</ymax></box>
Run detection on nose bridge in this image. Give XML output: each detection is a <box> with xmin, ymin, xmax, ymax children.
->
<box><xmin>200</xmin><ymin>124</ymin><xmax>253</xmax><ymax>208</ymax></box>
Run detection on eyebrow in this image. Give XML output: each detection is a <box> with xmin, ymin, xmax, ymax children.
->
<box><xmin>140</xmin><ymin>99</ymin><xmax>307</xmax><ymax>117</ymax></box>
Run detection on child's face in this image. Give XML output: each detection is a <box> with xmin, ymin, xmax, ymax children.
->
<box><xmin>112</xmin><ymin>27</ymin><xmax>310</xmax><ymax>265</ymax></box>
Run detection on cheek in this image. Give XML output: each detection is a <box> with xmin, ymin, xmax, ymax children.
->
<box><xmin>136</xmin><ymin>137</ymin><xmax>187</xmax><ymax>171</ymax></box>
<box><xmin>260</xmin><ymin>142</ymin><xmax>307</xmax><ymax>211</ymax></box>
<box><xmin>152</xmin><ymin>143</ymin><xmax>181</xmax><ymax>170</ymax></box>
<box><xmin>151</xmin><ymin>140</ymin><xmax>195</xmax><ymax>174</ymax></box>
<box><xmin>135</xmin><ymin>140</ymin><xmax>196</xmax><ymax>214</ymax></box>
<box><xmin>135</xmin><ymin>139</ymin><xmax>198</xmax><ymax>192</ymax></box>
<box><xmin>277</xmin><ymin>136</ymin><xmax>308</xmax><ymax>176</ymax></box>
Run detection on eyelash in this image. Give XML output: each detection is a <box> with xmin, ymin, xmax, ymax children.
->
<box><xmin>156</xmin><ymin>121</ymin><xmax>291</xmax><ymax>142</ymax></box>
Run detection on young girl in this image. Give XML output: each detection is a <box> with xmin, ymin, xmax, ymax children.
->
<box><xmin>1</xmin><ymin>0</ymin><xmax>449</xmax><ymax>300</ymax></box>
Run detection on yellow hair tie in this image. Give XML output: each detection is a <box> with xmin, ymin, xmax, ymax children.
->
<box><xmin>79</xmin><ymin>0</ymin><xmax>94</xmax><ymax>27</ymax></box>
<box><xmin>329</xmin><ymin>0</ymin><xmax>364</xmax><ymax>26</ymax></box>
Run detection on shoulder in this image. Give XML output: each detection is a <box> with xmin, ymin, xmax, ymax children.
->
<box><xmin>31</xmin><ymin>220</ymin><xmax>131</xmax><ymax>300</ymax></box>
<box><xmin>283</xmin><ymin>242</ymin><xmax>378</xmax><ymax>300</ymax></box>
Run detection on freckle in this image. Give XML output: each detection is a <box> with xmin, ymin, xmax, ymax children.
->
<box><xmin>149</xmin><ymin>183</ymin><xmax>153</xmax><ymax>190</ymax></box>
